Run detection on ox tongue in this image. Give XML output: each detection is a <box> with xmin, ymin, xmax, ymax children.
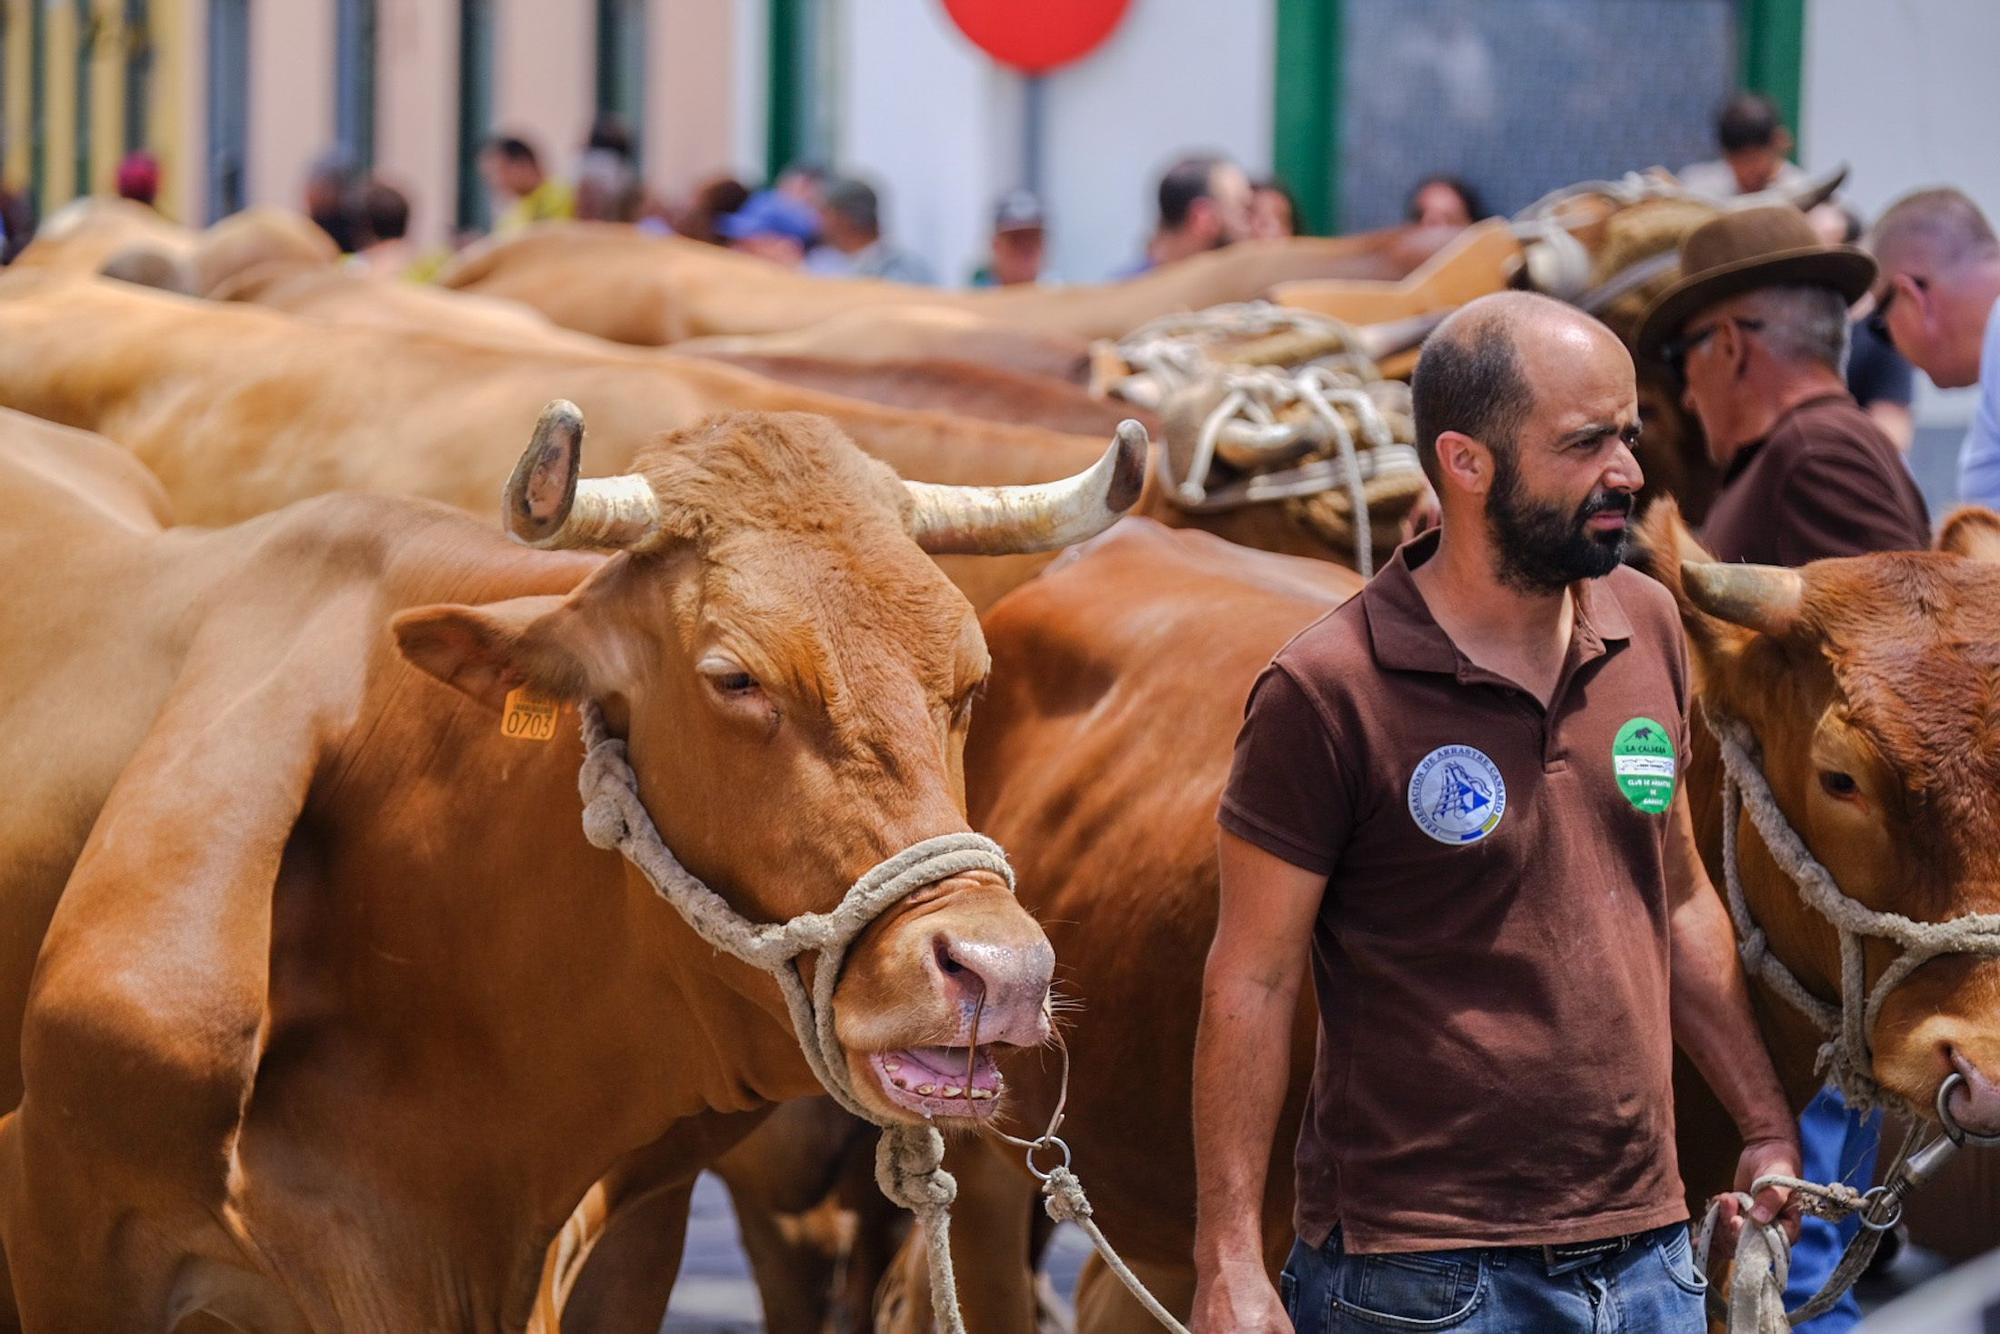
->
<box><xmin>901</xmin><ymin>1044</ymin><xmax>1001</xmax><ymax>1090</ymax></box>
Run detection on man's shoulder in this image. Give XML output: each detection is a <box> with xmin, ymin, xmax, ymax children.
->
<box><xmin>1605</xmin><ymin>563</ymin><xmax>1683</xmax><ymax>642</ymax></box>
<box><xmin>1268</xmin><ymin>592</ymin><xmax>1376</xmax><ymax>691</ymax></box>
<box><xmin>1767</xmin><ymin>395</ymin><xmax>1898</xmax><ymax>468</ymax></box>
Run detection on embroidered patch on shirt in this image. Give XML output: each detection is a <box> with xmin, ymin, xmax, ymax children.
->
<box><xmin>1408</xmin><ymin>745</ymin><xmax>1507</xmax><ymax>844</ymax></box>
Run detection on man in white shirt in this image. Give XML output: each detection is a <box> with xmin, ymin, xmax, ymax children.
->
<box><xmin>1678</xmin><ymin>92</ymin><xmax>1806</xmax><ymax>199</ymax></box>
<box><xmin>1868</xmin><ymin>188</ymin><xmax>2000</xmax><ymax>507</ymax></box>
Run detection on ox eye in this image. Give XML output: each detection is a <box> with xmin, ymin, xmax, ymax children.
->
<box><xmin>698</xmin><ymin>657</ymin><xmax>761</xmax><ymax>698</ymax></box>
<box><xmin>1819</xmin><ymin>770</ymin><xmax>1860</xmax><ymax>800</ymax></box>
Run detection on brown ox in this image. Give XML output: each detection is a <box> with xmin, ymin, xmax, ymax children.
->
<box><xmin>436</xmin><ymin>221</ymin><xmax>1450</xmax><ymax>345</ymax></box>
<box><xmin>0</xmin><ymin>274</ymin><xmax>1354</xmax><ymax>611</ymax></box>
<box><xmin>0</xmin><ymin>398</ymin><xmax>1145</xmax><ymax>1330</ymax></box>
<box><xmin>15</xmin><ymin>200</ymin><xmax>336</xmax><ymax>297</ymax></box>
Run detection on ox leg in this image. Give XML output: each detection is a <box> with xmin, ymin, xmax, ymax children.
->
<box><xmin>1073</xmin><ymin>1255</ymin><xmax>1195</xmax><ymax>1334</ymax></box>
<box><xmin>0</xmin><ymin>674</ymin><xmax>329</xmax><ymax>1332</ymax></box>
<box><xmin>555</xmin><ymin>1107</ymin><xmax>772</xmax><ymax>1334</ymax></box>
<box><xmin>874</xmin><ymin>1133</ymin><xmax>1041</xmax><ymax>1334</ymax></box>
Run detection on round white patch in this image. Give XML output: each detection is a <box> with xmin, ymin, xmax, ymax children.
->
<box><xmin>1408</xmin><ymin>744</ymin><xmax>1508</xmax><ymax>845</ymax></box>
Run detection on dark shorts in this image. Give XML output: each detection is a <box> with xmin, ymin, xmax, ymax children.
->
<box><xmin>1280</xmin><ymin>1222</ymin><xmax>1706</xmax><ymax>1333</ymax></box>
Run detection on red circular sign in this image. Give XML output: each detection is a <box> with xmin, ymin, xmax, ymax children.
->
<box><xmin>942</xmin><ymin>0</ymin><xmax>1132</xmax><ymax>74</ymax></box>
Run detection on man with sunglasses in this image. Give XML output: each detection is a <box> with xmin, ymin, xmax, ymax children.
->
<box><xmin>1867</xmin><ymin>188</ymin><xmax>2000</xmax><ymax>508</ymax></box>
<box><xmin>1637</xmin><ymin>206</ymin><xmax>1929</xmax><ymax>569</ymax></box>
<box><xmin>1639</xmin><ymin>204</ymin><xmax>1929</xmax><ymax>1334</ymax></box>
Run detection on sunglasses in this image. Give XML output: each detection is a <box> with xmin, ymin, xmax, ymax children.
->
<box><xmin>1867</xmin><ymin>275</ymin><xmax>1928</xmax><ymax>342</ymax></box>
<box><xmin>1661</xmin><ymin>316</ymin><xmax>1765</xmax><ymax>382</ymax></box>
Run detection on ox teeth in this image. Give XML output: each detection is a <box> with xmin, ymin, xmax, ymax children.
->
<box><xmin>917</xmin><ymin>1083</ymin><xmax>936</xmax><ymax>1096</ymax></box>
<box><xmin>883</xmin><ymin>1057</ymin><xmax>902</xmax><ymax>1073</ymax></box>
<box><xmin>969</xmin><ymin>1087</ymin><xmax>995</xmax><ymax>1100</ymax></box>
<box><xmin>943</xmin><ymin>1085</ymin><xmax>963</xmax><ymax>1098</ymax></box>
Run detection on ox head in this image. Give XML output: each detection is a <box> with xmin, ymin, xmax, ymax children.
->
<box><xmin>393</xmin><ymin>401</ymin><xmax>1144</xmax><ymax>1125</ymax></box>
<box><xmin>1645</xmin><ymin>502</ymin><xmax>2000</xmax><ymax>1134</ymax></box>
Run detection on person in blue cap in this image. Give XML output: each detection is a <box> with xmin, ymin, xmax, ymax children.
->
<box><xmin>717</xmin><ymin>190</ymin><xmax>821</xmax><ymax>268</ymax></box>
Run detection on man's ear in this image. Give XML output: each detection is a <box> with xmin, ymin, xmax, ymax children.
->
<box><xmin>1433</xmin><ymin>429</ymin><xmax>1493</xmax><ymax>498</ymax></box>
<box><xmin>391</xmin><ymin>595</ymin><xmax>586</xmax><ymax>711</ymax></box>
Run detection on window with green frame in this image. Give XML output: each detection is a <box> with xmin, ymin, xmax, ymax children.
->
<box><xmin>764</xmin><ymin>0</ymin><xmax>836</xmax><ymax>181</ymax></box>
<box><xmin>29</xmin><ymin>0</ymin><xmax>47</xmax><ymax>215</ymax></box>
<box><xmin>595</xmin><ymin>0</ymin><xmax>645</xmax><ymax>163</ymax></box>
<box><xmin>455</xmin><ymin>0</ymin><xmax>494</xmax><ymax>233</ymax></box>
<box><xmin>206</xmin><ymin>0</ymin><xmax>249</xmax><ymax>220</ymax></box>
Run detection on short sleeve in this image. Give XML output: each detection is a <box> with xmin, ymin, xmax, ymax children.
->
<box><xmin>1217</xmin><ymin>665</ymin><xmax>1353</xmax><ymax>875</ymax></box>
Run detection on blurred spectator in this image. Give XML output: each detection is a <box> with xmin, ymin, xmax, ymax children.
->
<box><xmin>1869</xmin><ymin>187</ymin><xmax>2000</xmax><ymax>506</ymax></box>
<box><xmin>1406</xmin><ymin>175</ymin><xmax>1485</xmax><ymax>230</ymax></box>
<box><xmin>353</xmin><ymin>178</ymin><xmax>445</xmax><ymax>282</ymax></box>
<box><xmin>585</xmin><ymin>112</ymin><xmax>636</xmax><ymax>165</ymax></box>
<box><xmin>970</xmin><ymin>190</ymin><xmax>1048</xmax><ymax>287</ymax></box>
<box><xmin>480</xmin><ymin>134</ymin><xmax>574</xmax><ymax>236</ymax></box>
<box><xmin>810</xmin><ymin>177</ymin><xmax>935</xmax><ymax>284</ymax></box>
<box><xmin>1678</xmin><ymin>92</ymin><xmax>1805</xmax><ymax>198</ymax></box>
<box><xmin>0</xmin><ymin>183</ymin><xmax>30</xmax><ymax>264</ymax></box>
<box><xmin>574</xmin><ymin>149</ymin><xmax>642</xmax><ymax>224</ymax></box>
<box><xmin>1120</xmin><ymin>153</ymin><xmax>1253</xmax><ymax>276</ymax></box>
<box><xmin>774</xmin><ymin>161</ymin><xmax>830</xmax><ymax>212</ymax></box>
<box><xmin>304</xmin><ymin>147</ymin><xmax>365</xmax><ymax>253</ymax></box>
<box><xmin>675</xmin><ymin>175</ymin><xmax>752</xmax><ymax>246</ymax></box>
<box><xmin>116</xmin><ymin>151</ymin><xmax>161</xmax><ymax>209</ymax></box>
<box><xmin>1250</xmin><ymin>176</ymin><xmax>1300</xmax><ymax>240</ymax></box>
<box><xmin>1812</xmin><ymin>202</ymin><xmax>1915</xmax><ymax>452</ymax></box>
<box><xmin>718</xmin><ymin>189</ymin><xmax>820</xmax><ymax>267</ymax></box>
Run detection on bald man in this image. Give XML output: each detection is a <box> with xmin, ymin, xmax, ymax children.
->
<box><xmin>1191</xmin><ymin>294</ymin><xmax>1797</xmax><ymax>1334</ymax></box>
<box><xmin>1868</xmin><ymin>188</ymin><xmax>2000</xmax><ymax>506</ymax></box>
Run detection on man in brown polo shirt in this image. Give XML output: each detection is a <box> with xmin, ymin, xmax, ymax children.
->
<box><xmin>1638</xmin><ymin>205</ymin><xmax>1930</xmax><ymax>565</ymax></box>
<box><xmin>1191</xmin><ymin>292</ymin><xmax>1798</xmax><ymax>1334</ymax></box>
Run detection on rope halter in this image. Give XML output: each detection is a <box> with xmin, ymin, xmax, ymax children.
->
<box><xmin>573</xmin><ymin>700</ymin><xmax>1013</xmax><ymax>1334</ymax></box>
<box><xmin>1698</xmin><ymin>704</ymin><xmax>2000</xmax><ymax>1329</ymax></box>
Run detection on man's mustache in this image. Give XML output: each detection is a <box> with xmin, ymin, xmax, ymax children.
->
<box><xmin>1577</xmin><ymin>489</ymin><xmax>1636</xmax><ymax>521</ymax></box>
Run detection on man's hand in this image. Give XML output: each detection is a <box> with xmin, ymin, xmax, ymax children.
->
<box><xmin>1712</xmin><ymin>1132</ymin><xmax>1804</xmax><ymax>1248</ymax></box>
<box><xmin>1191</xmin><ymin>1259</ymin><xmax>1291</xmax><ymax>1334</ymax></box>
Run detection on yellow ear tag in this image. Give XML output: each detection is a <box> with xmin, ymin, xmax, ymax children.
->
<box><xmin>500</xmin><ymin>686</ymin><xmax>562</xmax><ymax>742</ymax></box>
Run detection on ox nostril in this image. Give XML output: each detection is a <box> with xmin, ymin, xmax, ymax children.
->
<box><xmin>932</xmin><ymin>934</ymin><xmax>981</xmax><ymax>988</ymax></box>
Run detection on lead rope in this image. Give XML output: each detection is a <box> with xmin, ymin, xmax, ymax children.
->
<box><xmin>572</xmin><ymin>703</ymin><xmax>1187</xmax><ymax>1334</ymax></box>
<box><xmin>1693</xmin><ymin>707</ymin><xmax>2000</xmax><ymax>1328</ymax></box>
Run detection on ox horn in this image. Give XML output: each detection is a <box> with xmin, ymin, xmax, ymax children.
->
<box><xmin>501</xmin><ymin>400</ymin><xmax>663</xmax><ymax>551</ymax></box>
<box><xmin>1681</xmin><ymin>560</ymin><xmax>1804</xmax><ymax>637</ymax></box>
<box><xmin>901</xmin><ymin>420</ymin><xmax>1149</xmax><ymax>555</ymax></box>
<box><xmin>1732</xmin><ymin>163</ymin><xmax>1850</xmax><ymax>214</ymax></box>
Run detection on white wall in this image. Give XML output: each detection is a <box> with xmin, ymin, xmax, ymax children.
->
<box><xmin>1038</xmin><ymin>0</ymin><xmax>1273</xmax><ymax>283</ymax></box>
<box><xmin>836</xmin><ymin>0</ymin><xmax>1012</xmax><ymax>286</ymax></box>
<box><xmin>830</xmin><ymin>0</ymin><xmax>1273</xmax><ymax>285</ymax></box>
<box><xmin>1802</xmin><ymin>0</ymin><xmax>1999</xmax><ymax>428</ymax></box>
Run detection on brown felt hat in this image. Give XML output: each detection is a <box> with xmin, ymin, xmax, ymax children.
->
<box><xmin>1635</xmin><ymin>205</ymin><xmax>1877</xmax><ymax>360</ymax></box>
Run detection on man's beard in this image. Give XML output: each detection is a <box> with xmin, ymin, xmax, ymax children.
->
<box><xmin>1485</xmin><ymin>447</ymin><xmax>1634</xmax><ymax>594</ymax></box>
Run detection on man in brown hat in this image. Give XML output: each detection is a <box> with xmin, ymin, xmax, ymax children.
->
<box><xmin>1637</xmin><ymin>205</ymin><xmax>1929</xmax><ymax>566</ymax></box>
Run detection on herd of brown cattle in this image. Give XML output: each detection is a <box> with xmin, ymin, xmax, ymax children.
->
<box><xmin>0</xmin><ymin>180</ymin><xmax>1995</xmax><ymax>1333</ymax></box>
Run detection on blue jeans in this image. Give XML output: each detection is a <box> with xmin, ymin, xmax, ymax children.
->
<box><xmin>1280</xmin><ymin>1222</ymin><xmax>1706</xmax><ymax>1332</ymax></box>
<box><xmin>1784</xmin><ymin>1086</ymin><xmax>1883</xmax><ymax>1333</ymax></box>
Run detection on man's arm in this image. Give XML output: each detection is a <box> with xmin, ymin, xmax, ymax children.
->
<box><xmin>1190</xmin><ymin>831</ymin><xmax>1325</xmax><ymax>1334</ymax></box>
<box><xmin>1664</xmin><ymin>787</ymin><xmax>1801</xmax><ymax>1231</ymax></box>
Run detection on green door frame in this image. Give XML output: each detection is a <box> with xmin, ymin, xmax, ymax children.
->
<box><xmin>764</xmin><ymin>0</ymin><xmax>802</xmax><ymax>180</ymax></box>
<box><xmin>1738</xmin><ymin>0</ymin><xmax>1806</xmax><ymax>159</ymax></box>
<box><xmin>1273</xmin><ymin>0</ymin><xmax>1806</xmax><ymax>238</ymax></box>
<box><xmin>1270</xmin><ymin>0</ymin><xmax>1339</xmax><ymax>237</ymax></box>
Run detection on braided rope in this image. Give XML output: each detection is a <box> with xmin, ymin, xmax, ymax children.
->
<box><xmin>575</xmin><ymin>702</ymin><xmax>1011</xmax><ymax>1334</ymax></box>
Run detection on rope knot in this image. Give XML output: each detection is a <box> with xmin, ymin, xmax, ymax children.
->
<box><xmin>875</xmin><ymin>1127</ymin><xmax>958</xmax><ymax>1213</ymax></box>
<box><xmin>1041</xmin><ymin>1166</ymin><xmax>1094</xmax><ymax>1225</ymax></box>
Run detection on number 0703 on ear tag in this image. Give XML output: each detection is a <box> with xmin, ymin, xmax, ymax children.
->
<box><xmin>501</xmin><ymin>686</ymin><xmax>562</xmax><ymax>742</ymax></box>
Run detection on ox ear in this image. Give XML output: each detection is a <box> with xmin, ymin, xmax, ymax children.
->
<box><xmin>391</xmin><ymin>596</ymin><xmax>588</xmax><ymax>711</ymax></box>
<box><xmin>1938</xmin><ymin>507</ymin><xmax>2000</xmax><ymax>563</ymax></box>
<box><xmin>1631</xmin><ymin>497</ymin><xmax>1765</xmax><ymax>668</ymax></box>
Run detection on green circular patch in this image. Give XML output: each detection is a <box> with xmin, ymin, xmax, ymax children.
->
<box><xmin>1612</xmin><ymin>716</ymin><xmax>1677</xmax><ymax>814</ymax></box>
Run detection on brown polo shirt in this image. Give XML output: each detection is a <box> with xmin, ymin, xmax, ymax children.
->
<box><xmin>1701</xmin><ymin>392</ymin><xmax>1930</xmax><ymax>566</ymax></box>
<box><xmin>1218</xmin><ymin>530</ymin><xmax>1691</xmax><ymax>1253</ymax></box>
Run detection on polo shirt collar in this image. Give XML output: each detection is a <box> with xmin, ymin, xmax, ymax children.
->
<box><xmin>1364</xmin><ymin>528</ymin><xmax>1634</xmax><ymax>678</ymax></box>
